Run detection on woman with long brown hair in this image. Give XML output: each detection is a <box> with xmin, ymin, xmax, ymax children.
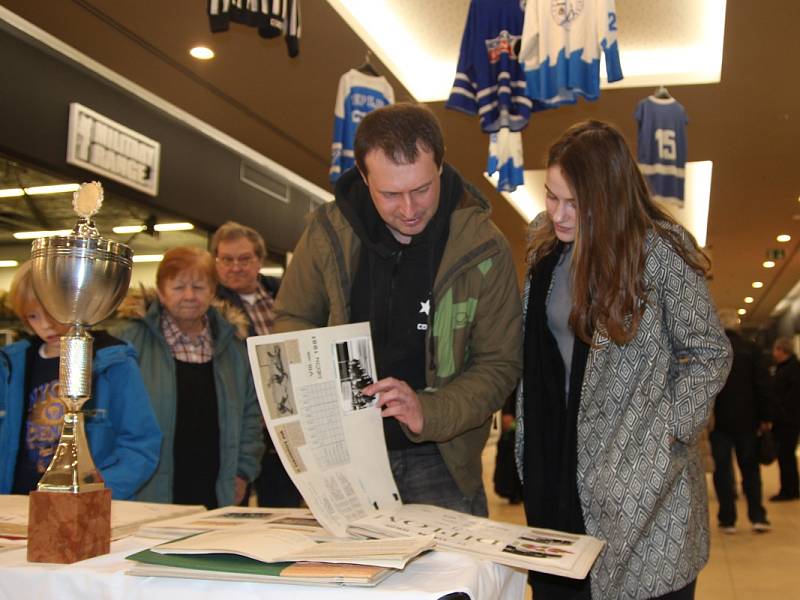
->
<box><xmin>516</xmin><ymin>120</ymin><xmax>731</xmax><ymax>599</ymax></box>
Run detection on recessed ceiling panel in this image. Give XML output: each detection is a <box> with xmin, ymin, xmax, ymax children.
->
<box><xmin>328</xmin><ymin>0</ymin><xmax>726</xmax><ymax>101</ymax></box>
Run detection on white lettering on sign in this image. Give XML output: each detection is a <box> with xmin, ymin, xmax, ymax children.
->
<box><xmin>66</xmin><ymin>103</ymin><xmax>161</xmax><ymax>196</ymax></box>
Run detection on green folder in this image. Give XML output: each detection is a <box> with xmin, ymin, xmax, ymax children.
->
<box><xmin>128</xmin><ymin>548</ymin><xmax>294</xmax><ymax>576</ymax></box>
<box><xmin>125</xmin><ymin>548</ymin><xmax>393</xmax><ymax>586</ymax></box>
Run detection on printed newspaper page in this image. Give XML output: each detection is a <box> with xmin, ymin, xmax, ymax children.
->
<box><xmin>247</xmin><ymin>322</ymin><xmax>402</xmax><ymax>537</ymax></box>
<box><xmin>137</xmin><ymin>506</ymin><xmax>323</xmax><ymax>539</ymax></box>
<box><xmin>347</xmin><ymin>504</ymin><xmax>605</xmax><ymax>579</ymax></box>
<box><xmin>152</xmin><ymin>521</ymin><xmax>435</xmax><ymax>569</ymax></box>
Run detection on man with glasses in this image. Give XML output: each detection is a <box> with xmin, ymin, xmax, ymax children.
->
<box><xmin>212</xmin><ymin>221</ymin><xmax>279</xmax><ymax>337</ymax></box>
<box><xmin>211</xmin><ymin>221</ymin><xmax>302</xmax><ymax>508</ymax></box>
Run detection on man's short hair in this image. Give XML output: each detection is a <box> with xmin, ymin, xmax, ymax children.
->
<box><xmin>774</xmin><ymin>337</ymin><xmax>795</xmax><ymax>357</ymax></box>
<box><xmin>354</xmin><ymin>103</ymin><xmax>445</xmax><ymax>177</ymax></box>
<box><xmin>210</xmin><ymin>221</ymin><xmax>266</xmax><ymax>260</ymax></box>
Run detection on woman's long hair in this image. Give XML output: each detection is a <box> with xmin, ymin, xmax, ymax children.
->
<box><xmin>527</xmin><ymin>120</ymin><xmax>709</xmax><ymax>345</ymax></box>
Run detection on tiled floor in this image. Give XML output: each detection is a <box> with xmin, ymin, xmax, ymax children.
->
<box><xmin>482</xmin><ymin>429</ymin><xmax>800</xmax><ymax>599</ymax></box>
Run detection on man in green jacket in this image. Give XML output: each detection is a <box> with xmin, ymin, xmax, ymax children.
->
<box><xmin>273</xmin><ymin>103</ymin><xmax>522</xmax><ymax>516</ymax></box>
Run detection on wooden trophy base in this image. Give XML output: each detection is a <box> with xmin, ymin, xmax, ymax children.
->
<box><xmin>27</xmin><ymin>488</ymin><xmax>111</xmax><ymax>564</ymax></box>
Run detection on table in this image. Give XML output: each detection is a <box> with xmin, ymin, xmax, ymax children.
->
<box><xmin>0</xmin><ymin>536</ymin><xmax>526</xmax><ymax>600</ymax></box>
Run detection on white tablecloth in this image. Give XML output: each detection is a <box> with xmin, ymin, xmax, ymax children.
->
<box><xmin>0</xmin><ymin>537</ymin><xmax>526</xmax><ymax>600</ymax></box>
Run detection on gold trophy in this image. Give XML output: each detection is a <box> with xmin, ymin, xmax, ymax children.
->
<box><xmin>26</xmin><ymin>182</ymin><xmax>133</xmax><ymax>563</ymax></box>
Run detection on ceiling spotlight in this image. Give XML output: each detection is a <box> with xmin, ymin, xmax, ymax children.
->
<box><xmin>752</xmin><ymin>281</ymin><xmax>764</xmax><ymax>288</ymax></box>
<box><xmin>190</xmin><ymin>46</ymin><xmax>214</xmax><ymax>60</ymax></box>
<box><xmin>744</xmin><ymin>296</ymin><xmax>754</xmax><ymax>304</ymax></box>
<box><xmin>763</xmin><ymin>260</ymin><xmax>776</xmax><ymax>268</ymax></box>
<box><xmin>777</xmin><ymin>234</ymin><xmax>791</xmax><ymax>243</ymax></box>
<box><xmin>737</xmin><ymin>308</ymin><xmax>747</xmax><ymax>316</ymax></box>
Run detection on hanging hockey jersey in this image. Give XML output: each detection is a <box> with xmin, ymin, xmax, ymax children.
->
<box><xmin>446</xmin><ymin>0</ymin><xmax>532</xmax><ymax>133</ymax></box>
<box><xmin>329</xmin><ymin>69</ymin><xmax>395</xmax><ymax>183</ymax></box>
<box><xmin>635</xmin><ymin>95</ymin><xmax>688</xmax><ymax>206</ymax></box>
<box><xmin>487</xmin><ymin>129</ymin><xmax>524</xmax><ymax>193</ymax></box>
<box><xmin>208</xmin><ymin>0</ymin><xmax>301</xmax><ymax>58</ymax></box>
<box><xmin>519</xmin><ymin>0</ymin><xmax>623</xmax><ymax>107</ymax></box>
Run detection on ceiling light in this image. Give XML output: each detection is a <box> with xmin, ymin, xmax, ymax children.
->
<box><xmin>737</xmin><ymin>308</ymin><xmax>746</xmax><ymax>316</ymax></box>
<box><xmin>260</xmin><ymin>266</ymin><xmax>285</xmax><ymax>278</ymax></box>
<box><xmin>132</xmin><ymin>254</ymin><xmax>164</xmax><ymax>263</ymax></box>
<box><xmin>752</xmin><ymin>281</ymin><xmax>764</xmax><ymax>288</ymax></box>
<box><xmin>486</xmin><ymin>161</ymin><xmax>712</xmax><ymax>247</ymax></box>
<box><xmin>13</xmin><ymin>229</ymin><xmax>72</xmax><ymax>240</ymax></box>
<box><xmin>674</xmin><ymin>161</ymin><xmax>713</xmax><ymax>247</ymax></box>
<box><xmin>763</xmin><ymin>260</ymin><xmax>776</xmax><ymax>268</ymax></box>
<box><xmin>777</xmin><ymin>234</ymin><xmax>791</xmax><ymax>243</ymax></box>
<box><xmin>744</xmin><ymin>296</ymin><xmax>754</xmax><ymax>304</ymax></box>
<box><xmin>112</xmin><ymin>225</ymin><xmax>146</xmax><ymax>234</ymax></box>
<box><xmin>0</xmin><ymin>183</ymin><xmax>80</xmax><ymax>198</ymax></box>
<box><xmin>0</xmin><ymin>260</ymin><xmax>19</xmax><ymax>268</ymax></box>
<box><xmin>190</xmin><ymin>46</ymin><xmax>214</xmax><ymax>60</ymax></box>
<box><xmin>0</xmin><ymin>188</ymin><xmax>23</xmax><ymax>198</ymax></box>
<box><xmin>154</xmin><ymin>222</ymin><xmax>194</xmax><ymax>232</ymax></box>
<box><xmin>484</xmin><ymin>171</ymin><xmax>544</xmax><ymax>223</ymax></box>
<box><xmin>24</xmin><ymin>183</ymin><xmax>81</xmax><ymax>195</ymax></box>
<box><xmin>112</xmin><ymin>222</ymin><xmax>194</xmax><ymax>234</ymax></box>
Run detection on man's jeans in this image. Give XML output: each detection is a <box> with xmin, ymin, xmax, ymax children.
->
<box><xmin>710</xmin><ymin>429</ymin><xmax>767</xmax><ymax>525</ymax></box>
<box><xmin>389</xmin><ymin>444</ymin><xmax>488</xmax><ymax>517</ymax></box>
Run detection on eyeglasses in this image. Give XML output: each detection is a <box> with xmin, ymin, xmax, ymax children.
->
<box><xmin>216</xmin><ymin>254</ymin><xmax>258</xmax><ymax>267</ymax></box>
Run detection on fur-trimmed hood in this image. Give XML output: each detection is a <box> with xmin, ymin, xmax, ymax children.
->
<box><xmin>115</xmin><ymin>283</ymin><xmax>250</xmax><ymax>340</ymax></box>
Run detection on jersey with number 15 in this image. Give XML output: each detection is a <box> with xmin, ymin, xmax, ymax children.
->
<box><xmin>635</xmin><ymin>96</ymin><xmax>689</xmax><ymax>206</ymax></box>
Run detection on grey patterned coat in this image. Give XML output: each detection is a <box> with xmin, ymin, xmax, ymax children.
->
<box><xmin>515</xmin><ymin>223</ymin><xmax>732</xmax><ymax>599</ymax></box>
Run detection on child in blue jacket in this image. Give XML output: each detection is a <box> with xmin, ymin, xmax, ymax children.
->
<box><xmin>0</xmin><ymin>261</ymin><xmax>161</xmax><ymax>499</ymax></box>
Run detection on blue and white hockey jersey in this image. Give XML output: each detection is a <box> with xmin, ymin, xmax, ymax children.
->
<box><xmin>519</xmin><ymin>0</ymin><xmax>623</xmax><ymax>107</ymax></box>
<box><xmin>635</xmin><ymin>95</ymin><xmax>688</xmax><ymax>206</ymax></box>
<box><xmin>487</xmin><ymin>129</ymin><xmax>524</xmax><ymax>193</ymax></box>
<box><xmin>329</xmin><ymin>69</ymin><xmax>394</xmax><ymax>183</ymax></box>
<box><xmin>446</xmin><ymin>0</ymin><xmax>532</xmax><ymax>132</ymax></box>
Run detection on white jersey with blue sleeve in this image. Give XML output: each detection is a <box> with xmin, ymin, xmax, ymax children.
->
<box><xmin>446</xmin><ymin>0</ymin><xmax>532</xmax><ymax>133</ymax></box>
<box><xmin>635</xmin><ymin>96</ymin><xmax>689</xmax><ymax>206</ymax></box>
<box><xmin>519</xmin><ymin>0</ymin><xmax>623</xmax><ymax>107</ymax></box>
<box><xmin>487</xmin><ymin>129</ymin><xmax>524</xmax><ymax>193</ymax></box>
<box><xmin>330</xmin><ymin>69</ymin><xmax>394</xmax><ymax>183</ymax></box>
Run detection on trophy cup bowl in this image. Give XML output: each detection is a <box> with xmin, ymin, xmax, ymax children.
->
<box><xmin>27</xmin><ymin>182</ymin><xmax>134</xmax><ymax>563</ymax></box>
<box><xmin>31</xmin><ymin>236</ymin><xmax>133</xmax><ymax>327</ymax></box>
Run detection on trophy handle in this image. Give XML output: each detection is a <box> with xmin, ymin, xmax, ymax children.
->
<box><xmin>37</xmin><ymin>326</ymin><xmax>105</xmax><ymax>493</ymax></box>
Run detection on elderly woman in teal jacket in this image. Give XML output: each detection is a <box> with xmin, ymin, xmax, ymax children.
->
<box><xmin>0</xmin><ymin>262</ymin><xmax>161</xmax><ymax>499</ymax></box>
<box><xmin>116</xmin><ymin>246</ymin><xmax>264</xmax><ymax>508</ymax></box>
